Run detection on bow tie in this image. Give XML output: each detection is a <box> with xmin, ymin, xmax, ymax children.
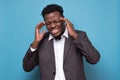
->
<box><xmin>54</xmin><ymin>36</ymin><xmax>61</xmax><ymax>40</ymax></box>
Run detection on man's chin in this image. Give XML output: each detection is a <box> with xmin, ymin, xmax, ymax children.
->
<box><xmin>53</xmin><ymin>34</ymin><xmax>60</xmax><ymax>38</ymax></box>
<box><xmin>51</xmin><ymin>32</ymin><xmax>60</xmax><ymax>37</ymax></box>
<box><xmin>51</xmin><ymin>31</ymin><xmax>63</xmax><ymax>38</ymax></box>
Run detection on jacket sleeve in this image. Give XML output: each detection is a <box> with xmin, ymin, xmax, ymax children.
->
<box><xmin>23</xmin><ymin>47</ymin><xmax>39</xmax><ymax>72</ymax></box>
<box><xmin>73</xmin><ymin>31</ymin><xmax>100</xmax><ymax>64</ymax></box>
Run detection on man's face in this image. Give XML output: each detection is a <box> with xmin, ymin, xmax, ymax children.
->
<box><xmin>44</xmin><ymin>11</ymin><xmax>64</xmax><ymax>37</ymax></box>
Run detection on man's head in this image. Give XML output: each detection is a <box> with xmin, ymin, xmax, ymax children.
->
<box><xmin>41</xmin><ymin>4</ymin><xmax>65</xmax><ymax>38</ymax></box>
<box><xmin>42</xmin><ymin>4</ymin><xmax>64</xmax><ymax>18</ymax></box>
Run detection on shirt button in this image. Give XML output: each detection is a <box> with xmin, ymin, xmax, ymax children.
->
<box><xmin>53</xmin><ymin>72</ymin><xmax>56</xmax><ymax>75</ymax></box>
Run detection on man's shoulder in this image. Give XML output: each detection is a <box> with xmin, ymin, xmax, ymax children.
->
<box><xmin>75</xmin><ymin>29</ymin><xmax>86</xmax><ymax>34</ymax></box>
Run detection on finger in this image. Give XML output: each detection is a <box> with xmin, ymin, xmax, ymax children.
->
<box><xmin>60</xmin><ymin>17</ymin><xmax>71</xmax><ymax>25</ymax></box>
<box><xmin>41</xmin><ymin>30</ymin><xmax>46</xmax><ymax>37</ymax></box>
<box><xmin>60</xmin><ymin>17</ymin><xmax>74</xmax><ymax>30</ymax></box>
<box><xmin>60</xmin><ymin>17</ymin><xmax>66</xmax><ymax>22</ymax></box>
<box><xmin>38</xmin><ymin>22</ymin><xmax>45</xmax><ymax>29</ymax></box>
<box><xmin>36</xmin><ymin>22</ymin><xmax>46</xmax><ymax>30</ymax></box>
<box><xmin>61</xmin><ymin>18</ymin><xmax>72</xmax><ymax>27</ymax></box>
<box><xmin>35</xmin><ymin>22</ymin><xmax>45</xmax><ymax>35</ymax></box>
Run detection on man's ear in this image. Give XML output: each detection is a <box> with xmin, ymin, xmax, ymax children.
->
<box><xmin>63</xmin><ymin>21</ymin><xmax>66</xmax><ymax>27</ymax></box>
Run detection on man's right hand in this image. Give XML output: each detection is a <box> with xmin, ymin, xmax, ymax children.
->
<box><xmin>31</xmin><ymin>22</ymin><xmax>46</xmax><ymax>49</ymax></box>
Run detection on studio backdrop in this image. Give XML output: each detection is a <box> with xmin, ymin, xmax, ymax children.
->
<box><xmin>0</xmin><ymin>0</ymin><xmax>120</xmax><ymax>80</ymax></box>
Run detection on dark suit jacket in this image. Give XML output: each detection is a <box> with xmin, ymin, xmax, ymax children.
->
<box><xmin>23</xmin><ymin>30</ymin><xmax>100</xmax><ymax>80</ymax></box>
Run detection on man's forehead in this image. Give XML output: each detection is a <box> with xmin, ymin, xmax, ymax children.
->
<box><xmin>44</xmin><ymin>11</ymin><xmax>61</xmax><ymax>20</ymax></box>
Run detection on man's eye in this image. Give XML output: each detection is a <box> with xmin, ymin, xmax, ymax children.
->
<box><xmin>46</xmin><ymin>20</ymin><xmax>60</xmax><ymax>26</ymax></box>
<box><xmin>54</xmin><ymin>21</ymin><xmax>60</xmax><ymax>23</ymax></box>
<box><xmin>46</xmin><ymin>22</ymin><xmax>51</xmax><ymax>25</ymax></box>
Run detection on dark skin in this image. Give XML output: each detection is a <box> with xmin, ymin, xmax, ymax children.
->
<box><xmin>31</xmin><ymin>11</ymin><xmax>78</xmax><ymax>48</ymax></box>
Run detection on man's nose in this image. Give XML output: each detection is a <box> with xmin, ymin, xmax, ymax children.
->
<box><xmin>50</xmin><ymin>23</ymin><xmax>56</xmax><ymax>28</ymax></box>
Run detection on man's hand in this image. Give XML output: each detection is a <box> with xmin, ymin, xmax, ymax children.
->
<box><xmin>60</xmin><ymin>17</ymin><xmax>78</xmax><ymax>40</ymax></box>
<box><xmin>31</xmin><ymin>22</ymin><xmax>46</xmax><ymax>49</ymax></box>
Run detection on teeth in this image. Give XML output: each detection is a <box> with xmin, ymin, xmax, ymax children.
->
<box><xmin>51</xmin><ymin>29</ymin><xmax>58</xmax><ymax>34</ymax></box>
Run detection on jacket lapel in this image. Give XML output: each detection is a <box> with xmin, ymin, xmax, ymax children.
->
<box><xmin>63</xmin><ymin>35</ymin><xmax>73</xmax><ymax>64</ymax></box>
<box><xmin>46</xmin><ymin>34</ymin><xmax>73</xmax><ymax>69</ymax></box>
<box><xmin>47</xmin><ymin>39</ymin><xmax>56</xmax><ymax>70</ymax></box>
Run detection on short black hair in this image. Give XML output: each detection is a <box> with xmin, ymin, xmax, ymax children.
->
<box><xmin>41</xmin><ymin>4</ymin><xmax>64</xmax><ymax>17</ymax></box>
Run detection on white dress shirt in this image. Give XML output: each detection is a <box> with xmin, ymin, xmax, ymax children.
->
<box><xmin>30</xmin><ymin>28</ymin><xmax>68</xmax><ymax>80</ymax></box>
<box><xmin>49</xmin><ymin>28</ymin><xmax>68</xmax><ymax>80</ymax></box>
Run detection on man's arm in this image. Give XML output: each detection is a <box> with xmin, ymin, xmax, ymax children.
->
<box><xmin>23</xmin><ymin>47</ymin><xmax>39</xmax><ymax>72</ymax></box>
<box><xmin>60</xmin><ymin>17</ymin><xmax>100</xmax><ymax>64</ymax></box>
<box><xmin>23</xmin><ymin>22</ymin><xmax>46</xmax><ymax>72</ymax></box>
<box><xmin>73</xmin><ymin>31</ymin><xmax>100</xmax><ymax>64</ymax></box>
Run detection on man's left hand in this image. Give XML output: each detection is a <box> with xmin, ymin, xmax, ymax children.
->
<box><xmin>60</xmin><ymin>17</ymin><xmax>78</xmax><ymax>40</ymax></box>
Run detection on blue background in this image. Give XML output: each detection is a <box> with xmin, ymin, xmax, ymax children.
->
<box><xmin>0</xmin><ymin>0</ymin><xmax>120</xmax><ymax>80</ymax></box>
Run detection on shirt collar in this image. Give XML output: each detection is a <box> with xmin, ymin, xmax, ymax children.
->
<box><xmin>48</xmin><ymin>27</ymin><xmax>68</xmax><ymax>41</ymax></box>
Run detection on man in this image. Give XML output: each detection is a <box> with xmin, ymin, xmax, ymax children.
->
<box><xmin>23</xmin><ymin>4</ymin><xmax>100</xmax><ymax>80</ymax></box>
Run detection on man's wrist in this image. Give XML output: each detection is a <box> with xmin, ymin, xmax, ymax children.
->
<box><xmin>72</xmin><ymin>32</ymin><xmax>78</xmax><ymax>40</ymax></box>
<box><xmin>31</xmin><ymin>40</ymin><xmax>39</xmax><ymax>49</ymax></box>
<box><xmin>30</xmin><ymin>46</ymin><xmax>37</xmax><ymax>52</ymax></box>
